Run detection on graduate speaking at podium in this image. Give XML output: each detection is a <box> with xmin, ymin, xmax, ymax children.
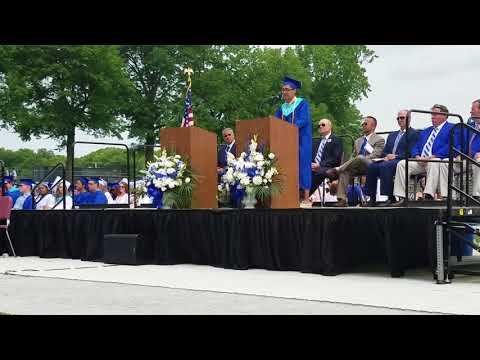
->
<box><xmin>274</xmin><ymin>76</ymin><xmax>312</xmax><ymax>207</ymax></box>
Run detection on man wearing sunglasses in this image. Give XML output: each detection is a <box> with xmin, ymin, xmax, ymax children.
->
<box><xmin>393</xmin><ymin>104</ymin><xmax>455</xmax><ymax>206</ymax></box>
<box><xmin>327</xmin><ymin>116</ymin><xmax>385</xmax><ymax>207</ymax></box>
<box><xmin>310</xmin><ymin>118</ymin><xmax>343</xmax><ymax>197</ymax></box>
<box><xmin>364</xmin><ymin>110</ymin><xmax>419</xmax><ymax>207</ymax></box>
<box><xmin>217</xmin><ymin>128</ymin><xmax>236</xmax><ymax>180</ymax></box>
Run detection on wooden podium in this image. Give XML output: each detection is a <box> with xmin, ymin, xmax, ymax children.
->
<box><xmin>160</xmin><ymin>127</ymin><xmax>217</xmax><ymax>209</ymax></box>
<box><xmin>235</xmin><ymin>116</ymin><xmax>299</xmax><ymax>209</ymax></box>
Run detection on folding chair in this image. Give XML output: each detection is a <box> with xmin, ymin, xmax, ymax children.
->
<box><xmin>0</xmin><ymin>196</ymin><xmax>16</xmax><ymax>257</ymax></box>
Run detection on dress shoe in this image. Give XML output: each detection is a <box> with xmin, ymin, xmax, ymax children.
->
<box><xmin>326</xmin><ymin>168</ymin><xmax>339</xmax><ymax>179</ymax></box>
<box><xmin>423</xmin><ymin>193</ymin><xmax>434</xmax><ymax>200</ymax></box>
<box><xmin>334</xmin><ymin>199</ymin><xmax>347</xmax><ymax>207</ymax></box>
<box><xmin>378</xmin><ymin>199</ymin><xmax>395</xmax><ymax>207</ymax></box>
<box><xmin>391</xmin><ymin>199</ymin><xmax>406</xmax><ymax>207</ymax></box>
<box><xmin>362</xmin><ymin>199</ymin><xmax>376</xmax><ymax>207</ymax></box>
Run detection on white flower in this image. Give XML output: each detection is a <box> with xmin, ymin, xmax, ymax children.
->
<box><xmin>218</xmin><ymin>185</ymin><xmax>223</xmax><ymax>191</ymax></box>
<box><xmin>240</xmin><ymin>177</ymin><xmax>250</xmax><ymax>186</ymax></box>
<box><xmin>185</xmin><ymin>177</ymin><xmax>191</xmax><ymax>184</ymax></box>
<box><xmin>252</xmin><ymin>176</ymin><xmax>263</xmax><ymax>185</ymax></box>
<box><xmin>168</xmin><ymin>182</ymin><xmax>175</xmax><ymax>189</ymax></box>
<box><xmin>240</xmin><ymin>152</ymin><xmax>246</xmax><ymax>159</ymax></box>
<box><xmin>263</xmin><ymin>179</ymin><xmax>268</xmax><ymax>184</ymax></box>
<box><xmin>254</xmin><ymin>153</ymin><xmax>264</xmax><ymax>162</ymax></box>
<box><xmin>265</xmin><ymin>171</ymin><xmax>272</xmax><ymax>180</ymax></box>
<box><xmin>166</xmin><ymin>168</ymin><xmax>175</xmax><ymax>174</ymax></box>
<box><xmin>161</xmin><ymin>187</ymin><xmax>167</xmax><ymax>192</ymax></box>
<box><xmin>256</xmin><ymin>161</ymin><xmax>265</xmax><ymax>169</ymax></box>
<box><xmin>268</xmin><ymin>153</ymin><xmax>275</xmax><ymax>160</ymax></box>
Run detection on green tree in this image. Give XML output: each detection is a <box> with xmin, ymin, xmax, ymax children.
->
<box><xmin>296</xmin><ymin>45</ymin><xmax>376</xmax><ymax>147</ymax></box>
<box><xmin>0</xmin><ymin>45</ymin><xmax>132</xmax><ymax>180</ymax></box>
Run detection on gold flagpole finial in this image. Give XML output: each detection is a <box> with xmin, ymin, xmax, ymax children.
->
<box><xmin>184</xmin><ymin>67</ymin><xmax>194</xmax><ymax>87</ymax></box>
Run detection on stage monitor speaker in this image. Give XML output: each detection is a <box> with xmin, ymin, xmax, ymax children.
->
<box><xmin>103</xmin><ymin>234</ymin><xmax>146</xmax><ymax>265</ymax></box>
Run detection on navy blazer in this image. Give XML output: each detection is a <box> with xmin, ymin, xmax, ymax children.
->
<box><xmin>382</xmin><ymin>128</ymin><xmax>419</xmax><ymax>159</ymax></box>
<box><xmin>412</xmin><ymin>122</ymin><xmax>456</xmax><ymax>159</ymax></box>
<box><xmin>311</xmin><ymin>134</ymin><xmax>343</xmax><ymax>169</ymax></box>
<box><xmin>217</xmin><ymin>142</ymin><xmax>236</xmax><ymax>168</ymax></box>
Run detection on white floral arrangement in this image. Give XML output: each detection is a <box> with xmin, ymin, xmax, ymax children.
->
<box><xmin>141</xmin><ymin>148</ymin><xmax>194</xmax><ymax>209</ymax></box>
<box><xmin>218</xmin><ymin>135</ymin><xmax>282</xmax><ymax>207</ymax></box>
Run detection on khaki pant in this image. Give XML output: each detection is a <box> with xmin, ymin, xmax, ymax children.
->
<box><xmin>472</xmin><ymin>162</ymin><xmax>480</xmax><ymax>196</ymax></box>
<box><xmin>336</xmin><ymin>156</ymin><xmax>371</xmax><ymax>200</ymax></box>
<box><xmin>393</xmin><ymin>158</ymin><xmax>449</xmax><ymax>199</ymax></box>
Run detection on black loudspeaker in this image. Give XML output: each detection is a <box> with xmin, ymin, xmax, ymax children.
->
<box><xmin>103</xmin><ymin>234</ymin><xmax>146</xmax><ymax>265</ymax></box>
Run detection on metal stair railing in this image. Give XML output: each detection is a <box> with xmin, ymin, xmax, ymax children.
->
<box><xmin>32</xmin><ymin>163</ymin><xmax>67</xmax><ymax>210</ymax></box>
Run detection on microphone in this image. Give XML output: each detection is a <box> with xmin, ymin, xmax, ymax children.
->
<box><xmin>270</xmin><ymin>92</ymin><xmax>282</xmax><ymax>102</ymax></box>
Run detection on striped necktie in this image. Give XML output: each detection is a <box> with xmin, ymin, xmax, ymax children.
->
<box><xmin>359</xmin><ymin>137</ymin><xmax>368</xmax><ymax>156</ymax></box>
<box><xmin>421</xmin><ymin>126</ymin><xmax>439</xmax><ymax>157</ymax></box>
<box><xmin>391</xmin><ymin>131</ymin><xmax>404</xmax><ymax>155</ymax></box>
<box><xmin>315</xmin><ymin>138</ymin><xmax>326</xmax><ymax>164</ymax></box>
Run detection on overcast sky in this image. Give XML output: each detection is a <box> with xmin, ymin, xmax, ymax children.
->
<box><xmin>1</xmin><ymin>45</ymin><xmax>479</xmax><ymax>156</ymax></box>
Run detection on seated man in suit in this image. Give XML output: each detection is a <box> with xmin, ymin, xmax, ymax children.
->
<box><xmin>326</xmin><ymin>116</ymin><xmax>385</xmax><ymax>207</ymax></box>
<box><xmin>310</xmin><ymin>118</ymin><xmax>343</xmax><ymax>198</ymax></box>
<box><xmin>364</xmin><ymin>110</ymin><xmax>419</xmax><ymax>207</ymax></box>
<box><xmin>217</xmin><ymin>128</ymin><xmax>236</xmax><ymax>182</ymax></box>
<box><xmin>393</xmin><ymin>104</ymin><xmax>455</xmax><ymax>206</ymax></box>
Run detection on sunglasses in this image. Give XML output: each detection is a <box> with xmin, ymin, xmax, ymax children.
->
<box><xmin>319</xmin><ymin>123</ymin><xmax>327</xmax><ymax>127</ymax></box>
<box><xmin>397</xmin><ymin>116</ymin><xmax>407</xmax><ymax>120</ymax></box>
<box><xmin>281</xmin><ymin>87</ymin><xmax>294</xmax><ymax>92</ymax></box>
<box><xmin>361</xmin><ymin>122</ymin><xmax>368</xmax><ymax>126</ymax></box>
<box><xmin>224</xmin><ymin>134</ymin><xmax>232</xmax><ymax>138</ymax></box>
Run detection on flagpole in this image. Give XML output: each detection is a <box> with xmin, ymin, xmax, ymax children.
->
<box><xmin>182</xmin><ymin>67</ymin><xmax>194</xmax><ymax>127</ymax></box>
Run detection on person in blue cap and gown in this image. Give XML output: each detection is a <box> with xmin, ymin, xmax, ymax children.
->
<box><xmin>74</xmin><ymin>177</ymin><xmax>89</xmax><ymax>205</ymax></box>
<box><xmin>275</xmin><ymin>76</ymin><xmax>313</xmax><ymax>207</ymax></box>
<box><xmin>85</xmin><ymin>177</ymin><xmax>108</xmax><ymax>205</ymax></box>
<box><xmin>12</xmin><ymin>179</ymin><xmax>35</xmax><ymax>210</ymax></box>
<box><xmin>2</xmin><ymin>176</ymin><xmax>21</xmax><ymax>207</ymax></box>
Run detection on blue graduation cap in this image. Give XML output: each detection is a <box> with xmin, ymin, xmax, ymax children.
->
<box><xmin>88</xmin><ymin>177</ymin><xmax>101</xmax><ymax>185</ymax></box>
<box><xmin>19</xmin><ymin>178</ymin><xmax>35</xmax><ymax>188</ymax></box>
<box><xmin>2</xmin><ymin>176</ymin><xmax>14</xmax><ymax>183</ymax></box>
<box><xmin>283</xmin><ymin>76</ymin><xmax>302</xmax><ymax>90</ymax></box>
<box><xmin>78</xmin><ymin>177</ymin><xmax>88</xmax><ymax>186</ymax></box>
<box><xmin>108</xmin><ymin>182</ymin><xmax>119</xmax><ymax>189</ymax></box>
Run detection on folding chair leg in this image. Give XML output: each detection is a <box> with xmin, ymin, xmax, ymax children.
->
<box><xmin>322</xmin><ymin>181</ymin><xmax>326</xmax><ymax>207</ymax></box>
<box><xmin>5</xmin><ymin>229</ymin><xmax>16</xmax><ymax>257</ymax></box>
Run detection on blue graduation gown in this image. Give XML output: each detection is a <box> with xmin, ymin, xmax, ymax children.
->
<box><xmin>275</xmin><ymin>99</ymin><xmax>312</xmax><ymax>190</ymax></box>
<box><xmin>74</xmin><ymin>191</ymin><xmax>89</xmax><ymax>205</ymax></box>
<box><xmin>6</xmin><ymin>189</ymin><xmax>21</xmax><ymax>208</ymax></box>
<box><xmin>86</xmin><ymin>190</ymin><xmax>108</xmax><ymax>205</ymax></box>
<box><xmin>22</xmin><ymin>194</ymin><xmax>34</xmax><ymax>210</ymax></box>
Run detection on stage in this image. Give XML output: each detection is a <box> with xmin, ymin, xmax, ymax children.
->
<box><xmin>0</xmin><ymin>207</ymin><xmax>444</xmax><ymax>277</ymax></box>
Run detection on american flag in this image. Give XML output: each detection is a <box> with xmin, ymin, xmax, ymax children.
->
<box><xmin>181</xmin><ymin>87</ymin><xmax>194</xmax><ymax>127</ymax></box>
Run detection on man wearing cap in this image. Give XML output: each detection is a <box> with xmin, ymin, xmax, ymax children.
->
<box><xmin>13</xmin><ymin>179</ymin><xmax>35</xmax><ymax>210</ymax></box>
<box><xmin>393</xmin><ymin>104</ymin><xmax>456</xmax><ymax>206</ymax></box>
<box><xmin>35</xmin><ymin>182</ymin><xmax>56</xmax><ymax>210</ymax></box>
<box><xmin>275</xmin><ymin>76</ymin><xmax>312</xmax><ymax>207</ymax></box>
<box><xmin>84</xmin><ymin>177</ymin><xmax>108</xmax><ymax>205</ymax></box>
<box><xmin>2</xmin><ymin>176</ymin><xmax>21</xmax><ymax>207</ymax></box>
<box><xmin>74</xmin><ymin>177</ymin><xmax>89</xmax><ymax>205</ymax></box>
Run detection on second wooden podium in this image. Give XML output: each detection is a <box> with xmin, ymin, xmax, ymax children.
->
<box><xmin>235</xmin><ymin>116</ymin><xmax>299</xmax><ymax>209</ymax></box>
<box><xmin>160</xmin><ymin>127</ymin><xmax>217</xmax><ymax>209</ymax></box>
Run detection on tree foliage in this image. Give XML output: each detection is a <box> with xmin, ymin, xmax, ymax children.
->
<box><xmin>0</xmin><ymin>45</ymin><xmax>131</xmax><ymax>179</ymax></box>
<box><xmin>0</xmin><ymin>45</ymin><xmax>376</xmax><ymax>175</ymax></box>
